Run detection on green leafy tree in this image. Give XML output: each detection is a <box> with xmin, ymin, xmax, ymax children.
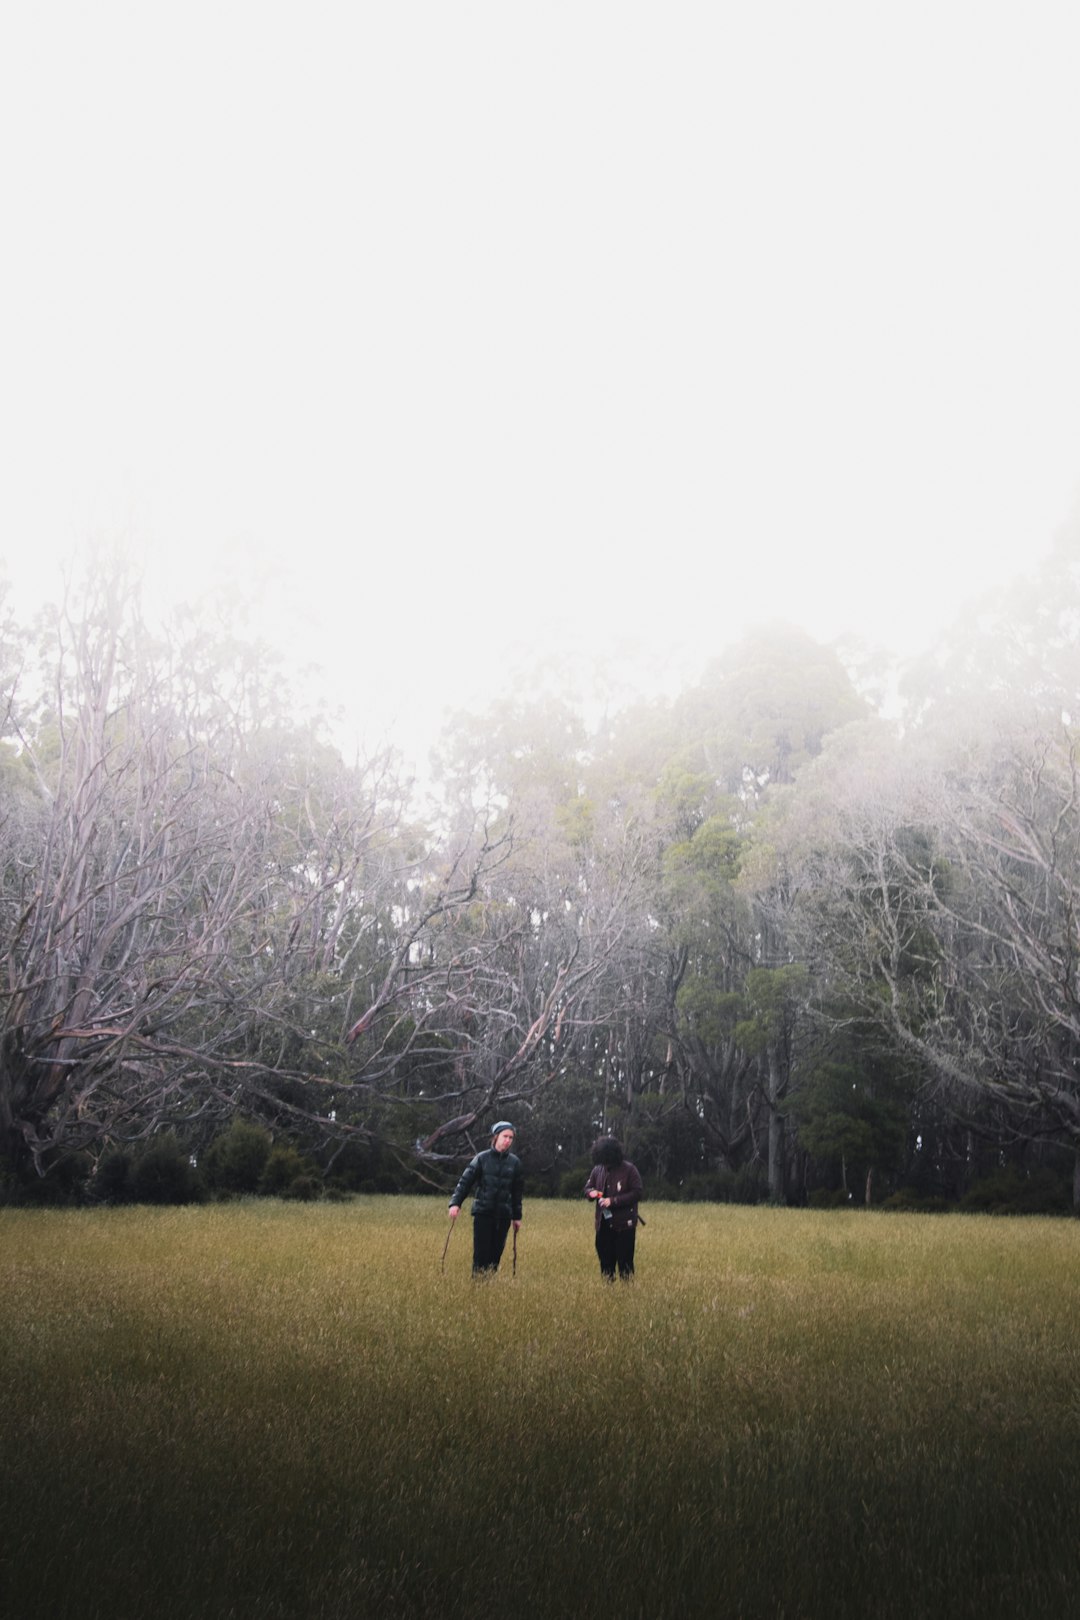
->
<box><xmin>734</xmin><ymin>965</ymin><xmax>811</xmax><ymax>1202</ymax></box>
<box><xmin>792</xmin><ymin>1060</ymin><xmax>911</xmax><ymax>1205</ymax></box>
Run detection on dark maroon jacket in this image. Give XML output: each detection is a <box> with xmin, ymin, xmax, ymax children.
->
<box><xmin>584</xmin><ymin>1160</ymin><xmax>643</xmax><ymax>1233</ymax></box>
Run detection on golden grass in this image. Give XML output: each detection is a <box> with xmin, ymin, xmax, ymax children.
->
<box><xmin>2</xmin><ymin>1200</ymin><xmax>1079</xmax><ymax>1619</ymax></box>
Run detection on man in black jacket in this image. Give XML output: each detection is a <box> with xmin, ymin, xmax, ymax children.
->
<box><xmin>448</xmin><ymin>1121</ymin><xmax>523</xmax><ymax>1274</ymax></box>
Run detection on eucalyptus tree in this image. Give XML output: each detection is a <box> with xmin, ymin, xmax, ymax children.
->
<box><xmin>890</xmin><ymin>531</ymin><xmax>1080</xmax><ymax>1203</ymax></box>
<box><xmin>0</xmin><ymin>571</ymin><xmax>360</xmax><ymax>1176</ymax></box>
<box><xmin>633</xmin><ymin>628</ymin><xmax>871</xmax><ymax>1195</ymax></box>
<box><xmin>368</xmin><ymin>684</ymin><xmax>662</xmax><ymax>1173</ymax></box>
<box><xmin>919</xmin><ymin>714</ymin><xmax>1080</xmax><ymax>1205</ymax></box>
<box><xmin>788</xmin><ymin>1054</ymin><xmax>912</xmax><ymax>1203</ymax></box>
<box><xmin>899</xmin><ymin>527</ymin><xmax>1080</xmax><ymax>729</ymax></box>
<box><xmin>763</xmin><ymin>692</ymin><xmax>1080</xmax><ymax>1206</ymax></box>
<box><xmin>0</xmin><ymin>563</ymin><xmax>492</xmax><ymax>1187</ymax></box>
<box><xmin>657</xmin><ymin>800</ymin><xmax>757</xmax><ymax>1169</ymax></box>
<box><xmin>672</xmin><ymin>622</ymin><xmax>868</xmax><ymax>799</ymax></box>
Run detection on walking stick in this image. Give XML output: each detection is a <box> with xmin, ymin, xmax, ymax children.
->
<box><xmin>441</xmin><ymin>1216</ymin><xmax>456</xmax><ymax>1273</ymax></box>
<box><xmin>512</xmin><ymin>1224</ymin><xmax>518</xmax><ymax>1278</ymax></box>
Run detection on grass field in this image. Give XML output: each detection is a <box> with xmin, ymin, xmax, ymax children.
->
<box><xmin>2</xmin><ymin>1198</ymin><xmax>1079</xmax><ymax>1620</ymax></box>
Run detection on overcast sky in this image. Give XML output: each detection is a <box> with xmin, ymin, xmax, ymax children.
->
<box><xmin>2</xmin><ymin>2</ymin><xmax>1079</xmax><ymax>765</ymax></box>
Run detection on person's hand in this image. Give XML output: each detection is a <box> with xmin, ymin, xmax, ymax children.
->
<box><xmin>587</xmin><ymin>1188</ymin><xmax>601</xmax><ymax>1199</ymax></box>
<box><xmin>512</xmin><ymin>1219</ymin><xmax>522</xmax><ymax>1231</ymax></box>
<box><xmin>599</xmin><ymin>1197</ymin><xmax>612</xmax><ymax>1208</ymax></box>
<box><xmin>448</xmin><ymin>1206</ymin><xmax>460</xmax><ymax>1219</ymax></box>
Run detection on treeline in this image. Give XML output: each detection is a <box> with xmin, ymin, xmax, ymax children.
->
<box><xmin>3</xmin><ymin>538</ymin><xmax>1080</xmax><ymax>1213</ymax></box>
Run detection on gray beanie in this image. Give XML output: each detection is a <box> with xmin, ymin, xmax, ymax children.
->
<box><xmin>491</xmin><ymin>1120</ymin><xmax>515</xmax><ymax>1138</ymax></box>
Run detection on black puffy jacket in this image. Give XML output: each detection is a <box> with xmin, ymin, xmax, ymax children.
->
<box><xmin>450</xmin><ymin>1148</ymin><xmax>524</xmax><ymax>1220</ymax></box>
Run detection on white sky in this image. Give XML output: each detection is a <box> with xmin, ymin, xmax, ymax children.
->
<box><xmin>2</xmin><ymin>1</ymin><xmax>1079</xmax><ymax>767</ymax></box>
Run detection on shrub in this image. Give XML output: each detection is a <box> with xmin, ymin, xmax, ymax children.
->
<box><xmin>357</xmin><ymin>1173</ymin><xmax>401</xmax><ymax>1194</ymax></box>
<box><xmin>879</xmin><ymin>1188</ymin><xmax>950</xmax><ymax>1213</ymax></box>
<box><xmin>728</xmin><ymin>1164</ymin><xmax>769</xmax><ymax>1205</ymax></box>
<box><xmin>202</xmin><ymin>1121</ymin><xmax>272</xmax><ymax>1196</ymax></box>
<box><xmin>94</xmin><ymin>1147</ymin><xmax>135</xmax><ymax>1204</ymax></box>
<box><xmin>678</xmin><ymin>1174</ymin><xmax>728</xmax><ymax>1203</ymax></box>
<box><xmin>0</xmin><ymin>1153</ymin><xmax>93</xmax><ymax>1207</ymax></box>
<box><xmin>661</xmin><ymin>1166</ymin><xmax>768</xmax><ymax>1205</ymax></box>
<box><xmin>282</xmin><ymin>1175</ymin><xmax>322</xmax><ymax>1201</ymax></box>
<box><xmin>808</xmin><ymin>1187</ymin><xmax>853</xmax><ymax>1209</ymax></box>
<box><xmin>128</xmin><ymin>1135</ymin><xmax>203</xmax><ymax>1205</ymax></box>
<box><xmin>959</xmin><ymin>1167</ymin><xmax>1071</xmax><ymax>1216</ymax></box>
<box><xmin>259</xmin><ymin>1145</ymin><xmax>314</xmax><ymax>1196</ymax></box>
<box><xmin>523</xmin><ymin>1176</ymin><xmax>560</xmax><ymax>1199</ymax></box>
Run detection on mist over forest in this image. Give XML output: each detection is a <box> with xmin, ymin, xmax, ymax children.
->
<box><xmin>3</xmin><ymin>530</ymin><xmax>1080</xmax><ymax>1213</ymax></box>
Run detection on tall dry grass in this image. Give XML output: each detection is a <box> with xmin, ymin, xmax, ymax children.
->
<box><xmin>2</xmin><ymin>1199</ymin><xmax>1078</xmax><ymax>1619</ymax></box>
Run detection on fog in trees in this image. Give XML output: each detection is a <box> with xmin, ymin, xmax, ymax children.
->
<box><xmin>4</xmin><ymin>535</ymin><xmax>1080</xmax><ymax>1212</ymax></box>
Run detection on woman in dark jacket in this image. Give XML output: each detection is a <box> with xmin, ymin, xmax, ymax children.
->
<box><xmin>585</xmin><ymin>1136</ymin><xmax>643</xmax><ymax>1281</ymax></box>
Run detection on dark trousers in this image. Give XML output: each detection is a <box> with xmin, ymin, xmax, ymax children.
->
<box><xmin>596</xmin><ymin>1223</ymin><xmax>636</xmax><ymax>1280</ymax></box>
<box><xmin>473</xmin><ymin>1211</ymin><xmax>512</xmax><ymax>1273</ymax></box>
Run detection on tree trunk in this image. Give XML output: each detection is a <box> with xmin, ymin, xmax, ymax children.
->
<box><xmin>768</xmin><ymin>1106</ymin><xmax>784</xmax><ymax>1202</ymax></box>
<box><xmin>1073</xmin><ymin>1143</ymin><xmax>1080</xmax><ymax>1216</ymax></box>
<box><xmin>767</xmin><ymin>1048</ymin><xmax>785</xmax><ymax>1202</ymax></box>
<box><xmin>865</xmin><ymin>1165</ymin><xmax>874</xmax><ymax>1207</ymax></box>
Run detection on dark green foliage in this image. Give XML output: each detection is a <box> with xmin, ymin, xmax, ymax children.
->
<box><xmin>128</xmin><ymin>1135</ymin><xmax>204</xmax><ymax>1205</ymax></box>
<box><xmin>668</xmin><ymin>1164</ymin><xmax>768</xmax><ymax>1203</ymax></box>
<box><xmin>320</xmin><ymin>1135</ymin><xmax>387</xmax><ymax>1193</ymax></box>
<box><xmin>557</xmin><ymin>1165</ymin><xmax>591</xmax><ymax>1199</ymax></box>
<box><xmin>322</xmin><ymin>1132</ymin><xmax>432</xmax><ymax>1196</ymax></box>
<box><xmin>618</xmin><ymin>1097</ymin><xmax>709</xmax><ymax>1187</ymax></box>
<box><xmin>520</xmin><ymin>1070</ymin><xmax>609</xmax><ymax>1193</ymax></box>
<box><xmin>958</xmin><ymin>1167</ymin><xmax>1072</xmax><ymax>1216</ymax></box>
<box><xmin>734</xmin><ymin>964</ymin><xmax>810</xmax><ymax>1054</ymax></box>
<box><xmin>792</xmin><ymin>1060</ymin><xmax>911</xmax><ymax>1202</ymax></box>
<box><xmin>808</xmin><ymin>1187</ymin><xmax>854</xmax><ymax>1208</ymax></box>
<box><xmin>93</xmin><ymin>1147</ymin><xmax>135</xmax><ymax>1204</ymax></box>
<box><xmin>282</xmin><ymin>1175</ymin><xmax>322</xmax><ymax>1201</ymax></box>
<box><xmin>0</xmin><ymin>1152</ymin><xmax>92</xmax><ymax>1207</ymax></box>
<box><xmin>258</xmin><ymin>1144</ymin><xmax>316</xmax><ymax>1197</ymax></box>
<box><xmin>879</xmin><ymin>1188</ymin><xmax>950</xmax><ymax>1213</ymax></box>
<box><xmin>202</xmin><ymin>1121</ymin><xmax>272</xmax><ymax>1196</ymax></box>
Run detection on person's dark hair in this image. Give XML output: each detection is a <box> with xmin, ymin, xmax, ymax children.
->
<box><xmin>592</xmin><ymin>1135</ymin><xmax>624</xmax><ymax>1168</ymax></box>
